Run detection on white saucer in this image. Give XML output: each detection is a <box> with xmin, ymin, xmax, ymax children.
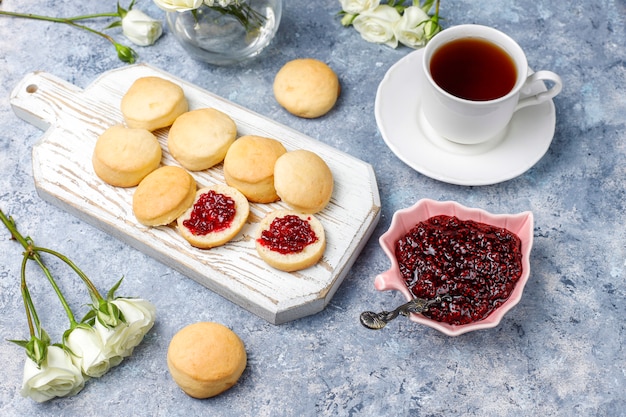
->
<box><xmin>375</xmin><ymin>49</ymin><xmax>556</xmax><ymax>186</ymax></box>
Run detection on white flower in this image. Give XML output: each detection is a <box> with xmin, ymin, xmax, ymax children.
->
<box><xmin>122</xmin><ymin>9</ymin><xmax>163</xmax><ymax>46</ymax></box>
<box><xmin>393</xmin><ymin>6</ymin><xmax>431</xmax><ymax>48</ymax></box>
<box><xmin>95</xmin><ymin>298</ymin><xmax>156</xmax><ymax>361</ymax></box>
<box><xmin>20</xmin><ymin>345</ymin><xmax>85</xmax><ymax>403</ymax></box>
<box><xmin>352</xmin><ymin>5</ymin><xmax>401</xmax><ymax>48</ymax></box>
<box><xmin>65</xmin><ymin>325</ymin><xmax>112</xmax><ymax>378</ymax></box>
<box><xmin>339</xmin><ymin>0</ymin><xmax>380</xmax><ymax>15</ymax></box>
<box><xmin>153</xmin><ymin>0</ymin><xmax>204</xmax><ymax>13</ymax></box>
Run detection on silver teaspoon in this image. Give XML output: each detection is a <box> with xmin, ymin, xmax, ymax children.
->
<box><xmin>360</xmin><ymin>294</ymin><xmax>452</xmax><ymax>330</ymax></box>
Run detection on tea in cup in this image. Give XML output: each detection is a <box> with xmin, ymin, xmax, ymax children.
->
<box><xmin>421</xmin><ymin>24</ymin><xmax>562</xmax><ymax>145</ymax></box>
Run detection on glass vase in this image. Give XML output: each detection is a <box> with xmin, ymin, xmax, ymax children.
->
<box><xmin>166</xmin><ymin>0</ymin><xmax>282</xmax><ymax>66</ymax></box>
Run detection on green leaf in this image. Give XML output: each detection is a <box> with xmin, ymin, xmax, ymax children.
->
<box><xmin>105</xmin><ymin>21</ymin><xmax>122</xmax><ymax>29</ymax></box>
<box><xmin>8</xmin><ymin>339</ymin><xmax>31</xmax><ymax>349</ymax></box>
<box><xmin>96</xmin><ymin>298</ymin><xmax>125</xmax><ymax>328</ymax></box>
<box><xmin>117</xmin><ymin>1</ymin><xmax>128</xmax><ymax>18</ymax></box>
<box><xmin>106</xmin><ymin>277</ymin><xmax>125</xmax><ymax>300</ymax></box>
<box><xmin>23</xmin><ymin>330</ymin><xmax>51</xmax><ymax>367</ymax></box>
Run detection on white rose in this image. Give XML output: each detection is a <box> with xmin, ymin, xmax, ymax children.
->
<box><xmin>394</xmin><ymin>6</ymin><xmax>431</xmax><ymax>48</ymax></box>
<box><xmin>153</xmin><ymin>0</ymin><xmax>204</xmax><ymax>12</ymax></box>
<box><xmin>339</xmin><ymin>0</ymin><xmax>380</xmax><ymax>15</ymax></box>
<box><xmin>95</xmin><ymin>298</ymin><xmax>156</xmax><ymax>360</ymax></box>
<box><xmin>122</xmin><ymin>9</ymin><xmax>163</xmax><ymax>46</ymax></box>
<box><xmin>21</xmin><ymin>346</ymin><xmax>85</xmax><ymax>403</ymax></box>
<box><xmin>65</xmin><ymin>326</ymin><xmax>112</xmax><ymax>378</ymax></box>
<box><xmin>352</xmin><ymin>5</ymin><xmax>401</xmax><ymax>48</ymax></box>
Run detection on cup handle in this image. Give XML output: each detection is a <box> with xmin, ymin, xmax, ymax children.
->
<box><xmin>515</xmin><ymin>70</ymin><xmax>563</xmax><ymax>111</ymax></box>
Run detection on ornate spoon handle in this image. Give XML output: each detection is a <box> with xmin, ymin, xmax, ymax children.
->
<box><xmin>360</xmin><ymin>294</ymin><xmax>451</xmax><ymax>330</ymax></box>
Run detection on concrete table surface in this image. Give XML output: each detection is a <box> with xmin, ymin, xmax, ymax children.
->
<box><xmin>0</xmin><ymin>1</ymin><xmax>624</xmax><ymax>416</ymax></box>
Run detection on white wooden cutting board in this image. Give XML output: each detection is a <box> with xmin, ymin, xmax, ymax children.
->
<box><xmin>10</xmin><ymin>64</ymin><xmax>381</xmax><ymax>324</ymax></box>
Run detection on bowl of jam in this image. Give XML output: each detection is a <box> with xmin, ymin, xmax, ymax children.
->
<box><xmin>374</xmin><ymin>199</ymin><xmax>533</xmax><ymax>336</ymax></box>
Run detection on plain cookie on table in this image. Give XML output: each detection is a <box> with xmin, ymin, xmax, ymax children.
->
<box><xmin>167</xmin><ymin>322</ymin><xmax>247</xmax><ymax>399</ymax></box>
<box><xmin>167</xmin><ymin>108</ymin><xmax>237</xmax><ymax>171</ymax></box>
<box><xmin>132</xmin><ymin>165</ymin><xmax>196</xmax><ymax>227</ymax></box>
<box><xmin>223</xmin><ymin>135</ymin><xmax>287</xmax><ymax>203</ymax></box>
<box><xmin>273</xmin><ymin>149</ymin><xmax>334</xmax><ymax>214</ymax></box>
<box><xmin>121</xmin><ymin>76</ymin><xmax>188</xmax><ymax>131</ymax></box>
<box><xmin>92</xmin><ymin>124</ymin><xmax>162</xmax><ymax>187</ymax></box>
<box><xmin>273</xmin><ymin>58</ymin><xmax>340</xmax><ymax>118</ymax></box>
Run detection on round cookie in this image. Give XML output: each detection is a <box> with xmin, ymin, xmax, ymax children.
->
<box><xmin>255</xmin><ymin>210</ymin><xmax>326</xmax><ymax>272</ymax></box>
<box><xmin>167</xmin><ymin>322</ymin><xmax>247</xmax><ymax>399</ymax></box>
<box><xmin>167</xmin><ymin>108</ymin><xmax>237</xmax><ymax>171</ymax></box>
<box><xmin>92</xmin><ymin>124</ymin><xmax>162</xmax><ymax>187</ymax></box>
<box><xmin>132</xmin><ymin>165</ymin><xmax>196</xmax><ymax>226</ymax></box>
<box><xmin>177</xmin><ymin>184</ymin><xmax>250</xmax><ymax>249</ymax></box>
<box><xmin>121</xmin><ymin>76</ymin><xmax>188</xmax><ymax>131</ymax></box>
<box><xmin>273</xmin><ymin>150</ymin><xmax>334</xmax><ymax>213</ymax></box>
<box><xmin>273</xmin><ymin>58</ymin><xmax>340</xmax><ymax>118</ymax></box>
<box><xmin>223</xmin><ymin>135</ymin><xmax>287</xmax><ymax>203</ymax></box>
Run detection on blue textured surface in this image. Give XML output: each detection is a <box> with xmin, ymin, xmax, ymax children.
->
<box><xmin>0</xmin><ymin>1</ymin><xmax>625</xmax><ymax>416</ymax></box>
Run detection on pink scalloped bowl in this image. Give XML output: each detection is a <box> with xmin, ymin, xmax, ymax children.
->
<box><xmin>374</xmin><ymin>199</ymin><xmax>534</xmax><ymax>336</ymax></box>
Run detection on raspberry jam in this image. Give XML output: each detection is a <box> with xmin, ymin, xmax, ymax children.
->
<box><xmin>183</xmin><ymin>190</ymin><xmax>236</xmax><ymax>236</ymax></box>
<box><xmin>258</xmin><ymin>215</ymin><xmax>318</xmax><ymax>254</ymax></box>
<box><xmin>395</xmin><ymin>215</ymin><xmax>523</xmax><ymax>325</ymax></box>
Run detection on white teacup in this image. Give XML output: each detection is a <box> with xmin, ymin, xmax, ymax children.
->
<box><xmin>421</xmin><ymin>24</ymin><xmax>562</xmax><ymax>145</ymax></box>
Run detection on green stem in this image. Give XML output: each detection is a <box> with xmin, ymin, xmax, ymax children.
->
<box><xmin>0</xmin><ymin>209</ymin><xmax>105</xmax><ymax>328</ymax></box>
<box><xmin>0</xmin><ymin>10</ymin><xmax>118</xmax><ymax>23</ymax></box>
<box><xmin>0</xmin><ymin>10</ymin><xmax>118</xmax><ymax>45</ymax></box>
<box><xmin>0</xmin><ymin>209</ymin><xmax>28</xmax><ymax>248</ymax></box>
<box><xmin>25</xmin><ymin>247</ymin><xmax>79</xmax><ymax>327</ymax></box>
<box><xmin>18</xmin><ymin>258</ymin><xmax>50</xmax><ymax>366</ymax></box>
<box><xmin>0</xmin><ymin>9</ymin><xmax>137</xmax><ymax>63</ymax></box>
<box><xmin>20</xmin><ymin>254</ymin><xmax>37</xmax><ymax>338</ymax></box>
<box><xmin>67</xmin><ymin>20</ymin><xmax>117</xmax><ymax>47</ymax></box>
<box><xmin>1</xmin><ymin>210</ymin><xmax>39</xmax><ymax>336</ymax></box>
<box><xmin>34</xmin><ymin>246</ymin><xmax>103</xmax><ymax>301</ymax></box>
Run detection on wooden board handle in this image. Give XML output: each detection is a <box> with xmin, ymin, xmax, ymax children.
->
<box><xmin>10</xmin><ymin>71</ymin><xmax>117</xmax><ymax>135</ymax></box>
